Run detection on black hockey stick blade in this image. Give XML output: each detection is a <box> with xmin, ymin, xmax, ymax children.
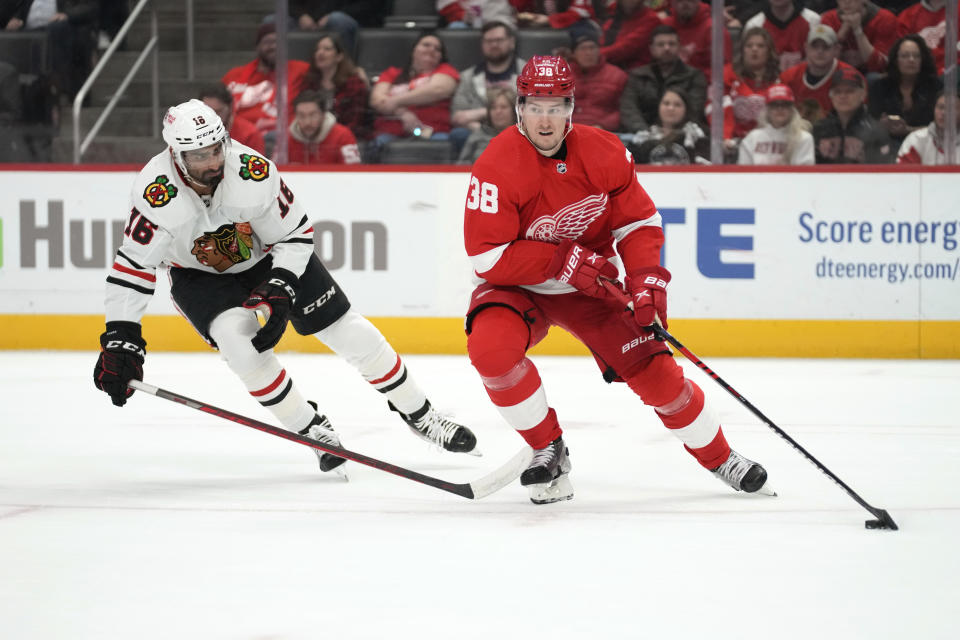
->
<box><xmin>128</xmin><ymin>380</ymin><xmax>532</xmax><ymax>500</ymax></box>
<box><xmin>865</xmin><ymin>509</ymin><xmax>899</xmax><ymax>530</ymax></box>
<box><xmin>598</xmin><ymin>278</ymin><xmax>899</xmax><ymax>531</ymax></box>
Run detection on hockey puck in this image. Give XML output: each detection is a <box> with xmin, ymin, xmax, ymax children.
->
<box><xmin>865</xmin><ymin>519</ymin><xmax>882</xmax><ymax>529</ymax></box>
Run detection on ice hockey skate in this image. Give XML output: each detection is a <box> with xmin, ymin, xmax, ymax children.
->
<box><xmin>298</xmin><ymin>411</ymin><xmax>347</xmax><ymax>477</ymax></box>
<box><xmin>390</xmin><ymin>400</ymin><xmax>480</xmax><ymax>456</ymax></box>
<box><xmin>520</xmin><ymin>437</ymin><xmax>573</xmax><ymax>504</ymax></box>
<box><xmin>711</xmin><ymin>449</ymin><xmax>775</xmax><ymax>495</ymax></box>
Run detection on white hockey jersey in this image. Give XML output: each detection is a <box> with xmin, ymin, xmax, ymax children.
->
<box><xmin>105</xmin><ymin>142</ymin><xmax>314</xmax><ymax>324</ymax></box>
<box><xmin>896</xmin><ymin>123</ymin><xmax>960</xmax><ymax>165</ymax></box>
<box><xmin>737</xmin><ymin>124</ymin><xmax>815</xmax><ymax>166</ymax></box>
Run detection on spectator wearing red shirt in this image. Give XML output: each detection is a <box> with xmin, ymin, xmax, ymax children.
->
<box><xmin>369</xmin><ymin>33</ymin><xmax>460</xmax><ymax>143</ymax></box>
<box><xmin>706</xmin><ymin>26</ymin><xmax>781</xmax><ymax>146</ymax></box>
<box><xmin>780</xmin><ymin>24</ymin><xmax>858</xmax><ymax>123</ymax></box>
<box><xmin>599</xmin><ymin>0</ymin><xmax>663</xmax><ymax>70</ymax></box>
<box><xmin>221</xmin><ymin>23</ymin><xmax>311</xmax><ymax>133</ymax></box>
<box><xmin>896</xmin><ymin>0</ymin><xmax>959</xmax><ymax>75</ymax></box>
<box><xmin>301</xmin><ymin>33</ymin><xmax>372</xmax><ymax>140</ymax></box>
<box><xmin>662</xmin><ymin>0</ymin><xmax>732</xmax><ymax>81</ymax></box>
<box><xmin>744</xmin><ymin>0</ymin><xmax>821</xmax><ymax>71</ymax></box>
<box><xmin>287</xmin><ymin>90</ymin><xmax>361</xmax><ymax>164</ymax></box>
<box><xmin>514</xmin><ymin>0</ymin><xmax>597</xmax><ymax>31</ymax></box>
<box><xmin>819</xmin><ymin>0</ymin><xmax>899</xmax><ymax>73</ymax></box>
<box><xmin>198</xmin><ymin>83</ymin><xmax>266</xmax><ymax>154</ymax></box>
<box><xmin>567</xmin><ymin>32</ymin><xmax>628</xmax><ymax>131</ymax></box>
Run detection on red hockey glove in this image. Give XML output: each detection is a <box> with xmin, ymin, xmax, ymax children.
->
<box><xmin>627</xmin><ymin>267</ymin><xmax>671</xmax><ymax>330</ymax></box>
<box><xmin>242</xmin><ymin>268</ymin><xmax>300</xmax><ymax>353</ymax></box>
<box><xmin>94</xmin><ymin>321</ymin><xmax>146</xmax><ymax>407</ymax></box>
<box><xmin>545</xmin><ymin>239</ymin><xmax>618</xmax><ymax>298</ymax></box>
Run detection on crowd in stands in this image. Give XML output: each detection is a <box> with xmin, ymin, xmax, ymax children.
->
<box><xmin>215</xmin><ymin>0</ymin><xmax>960</xmax><ymax>166</ymax></box>
<box><xmin>1</xmin><ymin>0</ymin><xmax>959</xmax><ymax>165</ymax></box>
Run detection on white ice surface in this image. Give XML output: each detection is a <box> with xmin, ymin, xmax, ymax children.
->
<box><xmin>1</xmin><ymin>352</ymin><xmax>957</xmax><ymax>639</ymax></box>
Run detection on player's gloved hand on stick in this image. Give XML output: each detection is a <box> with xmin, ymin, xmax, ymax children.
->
<box><xmin>94</xmin><ymin>321</ymin><xmax>146</xmax><ymax>407</ymax></box>
<box><xmin>242</xmin><ymin>267</ymin><xmax>300</xmax><ymax>353</ymax></box>
<box><xmin>545</xmin><ymin>239</ymin><xmax>618</xmax><ymax>298</ymax></box>
<box><xmin>627</xmin><ymin>267</ymin><xmax>671</xmax><ymax>331</ymax></box>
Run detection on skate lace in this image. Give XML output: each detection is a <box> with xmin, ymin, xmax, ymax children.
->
<box><xmin>308</xmin><ymin>419</ymin><xmax>340</xmax><ymax>447</ymax></box>
<box><xmin>715</xmin><ymin>451</ymin><xmax>752</xmax><ymax>486</ymax></box>
<box><xmin>415</xmin><ymin>409</ymin><xmax>461</xmax><ymax>446</ymax></box>
<box><xmin>529</xmin><ymin>442</ymin><xmax>557</xmax><ymax>468</ymax></box>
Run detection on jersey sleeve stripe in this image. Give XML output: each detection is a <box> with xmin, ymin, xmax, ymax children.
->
<box><xmin>612</xmin><ymin>212</ymin><xmax>662</xmax><ymax>242</ymax></box>
<box><xmin>106</xmin><ymin>276</ymin><xmax>155</xmax><ymax>296</ymax></box>
<box><xmin>116</xmin><ymin>249</ymin><xmax>145</xmax><ymax>270</ymax></box>
<box><xmin>469</xmin><ymin>243</ymin><xmax>510</xmax><ymax>274</ymax></box>
<box><xmin>111</xmin><ymin>262</ymin><xmax>157</xmax><ymax>282</ymax></box>
<box><xmin>279</xmin><ymin>237</ymin><xmax>312</xmax><ymax>245</ymax></box>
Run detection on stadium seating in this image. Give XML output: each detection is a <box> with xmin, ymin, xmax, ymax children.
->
<box><xmin>357</xmin><ymin>29</ymin><xmax>422</xmax><ymax>78</ymax></box>
<box><xmin>0</xmin><ymin>32</ymin><xmax>49</xmax><ymax>75</ymax></box>
<box><xmin>516</xmin><ymin>29</ymin><xmax>570</xmax><ymax>60</ymax></box>
<box><xmin>437</xmin><ymin>29</ymin><xmax>481</xmax><ymax>70</ymax></box>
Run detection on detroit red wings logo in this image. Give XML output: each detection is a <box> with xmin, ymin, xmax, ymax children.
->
<box><xmin>524</xmin><ymin>193</ymin><xmax>608</xmax><ymax>242</ymax></box>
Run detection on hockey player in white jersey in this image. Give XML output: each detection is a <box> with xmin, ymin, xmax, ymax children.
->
<box><xmin>93</xmin><ymin>99</ymin><xmax>478</xmax><ymax>472</ymax></box>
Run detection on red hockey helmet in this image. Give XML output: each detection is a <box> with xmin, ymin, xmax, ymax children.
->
<box><xmin>516</xmin><ymin>55</ymin><xmax>576</xmax><ymax>99</ymax></box>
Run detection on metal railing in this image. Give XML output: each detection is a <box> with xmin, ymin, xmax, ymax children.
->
<box><xmin>71</xmin><ymin>0</ymin><xmax>196</xmax><ymax>163</ymax></box>
<box><xmin>72</xmin><ymin>0</ymin><xmax>159</xmax><ymax>163</ymax></box>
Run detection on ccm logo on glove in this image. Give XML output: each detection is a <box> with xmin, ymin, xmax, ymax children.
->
<box><xmin>103</xmin><ymin>339</ymin><xmax>146</xmax><ymax>358</ymax></box>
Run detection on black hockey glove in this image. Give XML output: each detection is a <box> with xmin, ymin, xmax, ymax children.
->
<box><xmin>94</xmin><ymin>321</ymin><xmax>146</xmax><ymax>407</ymax></box>
<box><xmin>242</xmin><ymin>267</ymin><xmax>300</xmax><ymax>353</ymax></box>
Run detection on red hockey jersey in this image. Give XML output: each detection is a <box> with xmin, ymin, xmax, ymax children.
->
<box><xmin>780</xmin><ymin>59</ymin><xmax>856</xmax><ymax>116</ymax></box>
<box><xmin>820</xmin><ymin>7</ymin><xmax>899</xmax><ymax>73</ymax></box>
<box><xmin>463</xmin><ymin>125</ymin><xmax>663</xmax><ymax>295</ymax></box>
<box><xmin>896</xmin><ymin>2</ymin><xmax>960</xmax><ymax>75</ymax></box>
<box><xmin>744</xmin><ymin>8</ymin><xmax>821</xmax><ymax>71</ymax></box>
<box><xmin>222</xmin><ymin>60</ymin><xmax>310</xmax><ymax>133</ymax></box>
<box><xmin>662</xmin><ymin>2</ymin><xmax>732</xmax><ymax>81</ymax></box>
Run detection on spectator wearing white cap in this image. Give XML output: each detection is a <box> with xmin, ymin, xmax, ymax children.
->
<box><xmin>738</xmin><ymin>83</ymin><xmax>814</xmax><ymax>165</ymax></box>
<box><xmin>779</xmin><ymin>24</ymin><xmax>859</xmax><ymax>124</ymax></box>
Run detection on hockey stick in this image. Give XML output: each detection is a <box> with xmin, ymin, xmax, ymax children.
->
<box><xmin>599</xmin><ymin>278</ymin><xmax>898</xmax><ymax>531</ymax></box>
<box><xmin>127</xmin><ymin>380</ymin><xmax>532</xmax><ymax>500</ymax></box>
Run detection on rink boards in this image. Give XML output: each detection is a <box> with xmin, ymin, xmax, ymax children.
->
<box><xmin>0</xmin><ymin>165</ymin><xmax>957</xmax><ymax>358</ymax></box>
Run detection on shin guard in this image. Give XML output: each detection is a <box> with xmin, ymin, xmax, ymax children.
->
<box><xmin>210</xmin><ymin>308</ymin><xmax>314</xmax><ymax>431</ymax></box>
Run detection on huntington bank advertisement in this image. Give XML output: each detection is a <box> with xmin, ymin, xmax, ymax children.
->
<box><xmin>0</xmin><ymin>168</ymin><xmax>957</xmax><ymax>355</ymax></box>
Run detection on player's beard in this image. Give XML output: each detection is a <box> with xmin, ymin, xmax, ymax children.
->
<box><xmin>189</xmin><ymin>164</ymin><xmax>224</xmax><ymax>188</ymax></box>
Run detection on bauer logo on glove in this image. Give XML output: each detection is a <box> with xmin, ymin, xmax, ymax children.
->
<box><xmin>627</xmin><ymin>266</ymin><xmax>672</xmax><ymax>330</ymax></box>
<box><xmin>546</xmin><ymin>239</ymin><xmax>617</xmax><ymax>298</ymax></box>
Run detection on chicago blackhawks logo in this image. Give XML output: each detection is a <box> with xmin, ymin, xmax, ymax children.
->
<box><xmin>190</xmin><ymin>222</ymin><xmax>254</xmax><ymax>272</ymax></box>
<box><xmin>239</xmin><ymin>153</ymin><xmax>269</xmax><ymax>181</ymax></box>
<box><xmin>143</xmin><ymin>175</ymin><xmax>178</xmax><ymax>208</ymax></box>
<box><xmin>524</xmin><ymin>193</ymin><xmax>608</xmax><ymax>242</ymax></box>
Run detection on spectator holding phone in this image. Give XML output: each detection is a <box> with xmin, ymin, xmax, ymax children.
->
<box><xmin>867</xmin><ymin>34</ymin><xmax>941</xmax><ymax>149</ymax></box>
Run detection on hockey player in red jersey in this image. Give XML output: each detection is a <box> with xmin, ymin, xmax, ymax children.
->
<box><xmin>94</xmin><ymin>99</ymin><xmax>477</xmax><ymax>473</ymax></box>
<box><xmin>463</xmin><ymin>56</ymin><xmax>771</xmax><ymax>504</ymax></box>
